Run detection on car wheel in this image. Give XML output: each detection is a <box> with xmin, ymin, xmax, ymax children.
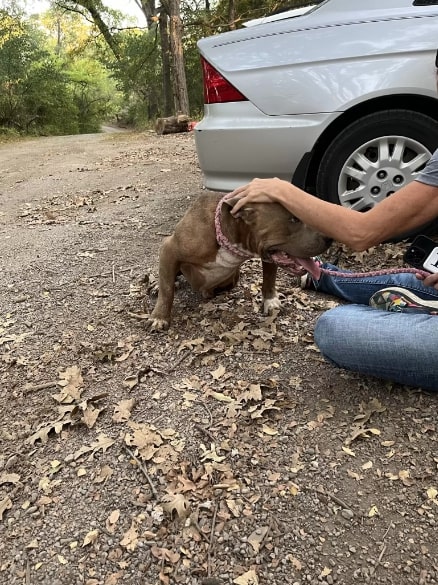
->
<box><xmin>316</xmin><ymin>110</ymin><xmax>438</xmax><ymax>212</ymax></box>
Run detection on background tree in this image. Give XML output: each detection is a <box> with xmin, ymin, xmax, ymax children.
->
<box><xmin>0</xmin><ymin>0</ymin><xmax>317</xmax><ymax>135</ymax></box>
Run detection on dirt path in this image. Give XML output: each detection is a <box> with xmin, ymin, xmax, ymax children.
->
<box><xmin>0</xmin><ymin>131</ymin><xmax>437</xmax><ymax>585</ymax></box>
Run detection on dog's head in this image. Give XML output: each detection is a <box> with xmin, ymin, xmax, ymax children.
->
<box><xmin>224</xmin><ymin>198</ymin><xmax>332</xmax><ymax>276</ymax></box>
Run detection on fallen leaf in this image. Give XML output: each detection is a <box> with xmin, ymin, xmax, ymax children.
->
<box><xmin>0</xmin><ymin>473</ymin><xmax>20</xmax><ymax>485</ymax></box>
<box><xmin>82</xmin><ymin>529</ymin><xmax>99</xmax><ymax>547</ymax></box>
<box><xmin>233</xmin><ymin>569</ymin><xmax>259</xmax><ymax>585</ymax></box>
<box><xmin>73</xmin><ymin>434</ymin><xmax>115</xmax><ymax>461</ymax></box>
<box><xmin>53</xmin><ymin>365</ymin><xmax>83</xmax><ymax>403</ymax></box>
<box><xmin>112</xmin><ymin>399</ymin><xmax>135</xmax><ymax>423</ymax></box>
<box><xmin>151</xmin><ymin>545</ymin><xmax>180</xmax><ymax>563</ymax></box>
<box><xmin>211</xmin><ymin>364</ymin><xmax>226</xmax><ymax>380</ymax></box>
<box><xmin>94</xmin><ymin>465</ymin><xmax>113</xmax><ymax>484</ymax></box>
<box><xmin>261</xmin><ymin>425</ymin><xmax>278</xmax><ymax>436</ymax></box>
<box><xmin>120</xmin><ymin>521</ymin><xmax>139</xmax><ymax>551</ymax></box>
<box><xmin>287</xmin><ymin>555</ymin><xmax>302</xmax><ymax>571</ymax></box>
<box><xmin>368</xmin><ymin>505</ymin><xmax>379</xmax><ymax>517</ymax></box>
<box><xmin>226</xmin><ymin>499</ymin><xmax>241</xmax><ymax>517</ymax></box>
<box><xmin>106</xmin><ymin>509</ymin><xmax>120</xmax><ymax>533</ymax></box>
<box><xmin>162</xmin><ymin>493</ymin><xmax>190</xmax><ymax>519</ymax></box>
<box><xmin>427</xmin><ymin>487</ymin><xmax>437</xmax><ymax>500</ymax></box>
<box><xmin>208</xmin><ymin>391</ymin><xmax>234</xmax><ymax>403</ymax></box>
<box><xmin>248</xmin><ymin>526</ymin><xmax>269</xmax><ymax>553</ymax></box>
<box><xmin>200</xmin><ymin>443</ymin><xmax>226</xmax><ymax>463</ymax></box>
<box><xmin>122</xmin><ymin>372</ymin><xmax>141</xmax><ymax>390</ymax></box>
<box><xmin>105</xmin><ymin>572</ymin><xmax>124</xmax><ymax>585</ymax></box>
<box><xmin>347</xmin><ymin>469</ymin><xmax>363</xmax><ymax>481</ymax></box>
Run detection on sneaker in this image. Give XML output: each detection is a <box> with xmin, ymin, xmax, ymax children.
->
<box><xmin>369</xmin><ymin>287</ymin><xmax>438</xmax><ymax>315</ymax></box>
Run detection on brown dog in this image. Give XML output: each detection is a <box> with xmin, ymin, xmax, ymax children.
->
<box><xmin>146</xmin><ymin>193</ymin><xmax>331</xmax><ymax>330</ymax></box>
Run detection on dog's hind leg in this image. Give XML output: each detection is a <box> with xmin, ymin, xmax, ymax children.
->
<box><xmin>261</xmin><ymin>261</ymin><xmax>281</xmax><ymax>314</ymax></box>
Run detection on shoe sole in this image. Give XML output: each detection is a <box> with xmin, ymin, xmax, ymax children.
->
<box><xmin>370</xmin><ymin>286</ymin><xmax>438</xmax><ymax>311</ymax></box>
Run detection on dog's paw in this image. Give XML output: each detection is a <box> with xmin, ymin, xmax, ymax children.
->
<box><xmin>263</xmin><ymin>296</ymin><xmax>282</xmax><ymax>315</ymax></box>
<box><xmin>148</xmin><ymin>317</ymin><xmax>170</xmax><ymax>332</ymax></box>
<box><xmin>127</xmin><ymin>310</ymin><xmax>170</xmax><ymax>331</ymax></box>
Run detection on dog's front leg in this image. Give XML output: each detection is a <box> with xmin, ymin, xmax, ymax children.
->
<box><xmin>148</xmin><ymin>239</ymin><xmax>180</xmax><ymax>331</ymax></box>
<box><xmin>261</xmin><ymin>261</ymin><xmax>281</xmax><ymax>314</ymax></box>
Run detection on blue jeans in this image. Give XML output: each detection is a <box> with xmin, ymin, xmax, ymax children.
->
<box><xmin>312</xmin><ymin>263</ymin><xmax>438</xmax><ymax>391</ymax></box>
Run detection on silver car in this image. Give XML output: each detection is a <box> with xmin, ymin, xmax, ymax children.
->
<box><xmin>194</xmin><ymin>0</ymin><xmax>438</xmax><ymax>213</ymax></box>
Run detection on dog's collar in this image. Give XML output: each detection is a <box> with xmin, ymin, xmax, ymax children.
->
<box><xmin>214</xmin><ymin>193</ymin><xmax>257</xmax><ymax>259</ymax></box>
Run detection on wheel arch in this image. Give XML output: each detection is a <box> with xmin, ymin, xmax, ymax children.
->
<box><xmin>295</xmin><ymin>94</ymin><xmax>438</xmax><ymax>195</ymax></box>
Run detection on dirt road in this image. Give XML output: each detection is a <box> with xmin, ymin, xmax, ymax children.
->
<box><xmin>0</xmin><ymin>131</ymin><xmax>437</xmax><ymax>585</ymax></box>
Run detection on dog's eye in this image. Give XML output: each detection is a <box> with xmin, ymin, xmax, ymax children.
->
<box><xmin>289</xmin><ymin>216</ymin><xmax>299</xmax><ymax>224</ymax></box>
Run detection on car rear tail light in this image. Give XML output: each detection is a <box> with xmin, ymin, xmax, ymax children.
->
<box><xmin>201</xmin><ymin>57</ymin><xmax>247</xmax><ymax>104</ymax></box>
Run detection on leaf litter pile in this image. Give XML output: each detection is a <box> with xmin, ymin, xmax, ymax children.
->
<box><xmin>0</xmin><ymin>132</ymin><xmax>437</xmax><ymax>585</ymax></box>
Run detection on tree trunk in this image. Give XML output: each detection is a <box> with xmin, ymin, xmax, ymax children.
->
<box><xmin>161</xmin><ymin>0</ymin><xmax>189</xmax><ymax>116</ymax></box>
<box><xmin>228</xmin><ymin>0</ymin><xmax>236</xmax><ymax>30</ymax></box>
<box><xmin>159</xmin><ymin>9</ymin><xmax>173</xmax><ymax>116</ymax></box>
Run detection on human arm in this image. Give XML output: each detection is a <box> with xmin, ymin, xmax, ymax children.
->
<box><xmin>229</xmin><ymin>178</ymin><xmax>438</xmax><ymax>252</ymax></box>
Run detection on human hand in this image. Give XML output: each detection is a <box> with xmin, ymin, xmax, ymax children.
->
<box><xmin>416</xmin><ymin>271</ymin><xmax>438</xmax><ymax>290</ymax></box>
<box><xmin>229</xmin><ymin>177</ymin><xmax>288</xmax><ymax>214</ymax></box>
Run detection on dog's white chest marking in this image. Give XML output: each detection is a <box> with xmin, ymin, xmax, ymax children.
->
<box><xmin>200</xmin><ymin>248</ymin><xmax>244</xmax><ymax>282</ymax></box>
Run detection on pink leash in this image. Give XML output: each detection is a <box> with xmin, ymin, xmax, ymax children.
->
<box><xmin>215</xmin><ymin>194</ymin><xmax>431</xmax><ymax>280</ymax></box>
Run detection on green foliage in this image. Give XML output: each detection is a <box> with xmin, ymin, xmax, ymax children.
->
<box><xmin>0</xmin><ymin>0</ymin><xmax>319</xmax><ymax>135</ymax></box>
<box><xmin>108</xmin><ymin>27</ymin><xmax>163</xmax><ymax>124</ymax></box>
<box><xmin>0</xmin><ymin>6</ymin><xmax>121</xmax><ymax>135</ymax></box>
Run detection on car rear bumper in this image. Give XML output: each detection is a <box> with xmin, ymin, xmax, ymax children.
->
<box><xmin>194</xmin><ymin>103</ymin><xmax>338</xmax><ymax>192</ymax></box>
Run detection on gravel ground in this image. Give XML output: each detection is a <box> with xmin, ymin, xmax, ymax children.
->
<box><xmin>0</xmin><ymin>130</ymin><xmax>437</xmax><ymax>585</ymax></box>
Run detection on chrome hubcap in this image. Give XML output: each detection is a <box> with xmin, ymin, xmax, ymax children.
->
<box><xmin>338</xmin><ymin>136</ymin><xmax>431</xmax><ymax>211</ymax></box>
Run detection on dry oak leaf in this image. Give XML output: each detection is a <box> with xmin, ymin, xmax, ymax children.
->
<box><xmin>94</xmin><ymin>465</ymin><xmax>113</xmax><ymax>484</ymax></box>
<box><xmin>211</xmin><ymin>364</ymin><xmax>226</xmax><ymax>380</ymax></box>
<box><xmin>151</xmin><ymin>546</ymin><xmax>180</xmax><ymax>564</ymax></box>
<box><xmin>81</xmin><ymin>405</ymin><xmax>102</xmax><ymax>429</ymax></box>
<box><xmin>73</xmin><ymin>434</ymin><xmax>115</xmax><ymax>461</ymax></box>
<box><xmin>125</xmin><ymin>423</ymin><xmax>163</xmax><ymax>460</ymax></box>
<box><xmin>82</xmin><ymin>529</ymin><xmax>99</xmax><ymax>547</ymax></box>
<box><xmin>161</xmin><ymin>493</ymin><xmax>190</xmax><ymax>519</ymax></box>
<box><xmin>0</xmin><ymin>496</ymin><xmax>13</xmax><ymax>521</ymax></box>
<box><xmin>368</xmin><ymin>505</ymin><xmax>379</xmax><ymax>517</ymax></box>
<box><xmin>53</xmin><ymin>365</ymin><xmax>83</xmax><ymax>403</ymax></box>
<box><xmin>27</xmin><ymin>417</ymin><xmax>72</xmax><ymax>445</ymax></box>
<box><xmin>427</xmin><ymin>487</ymin><xmax>438</xmax><ymax>502</ymax></box>
<box><xmin>248</xmin><ymin>526</ymin><xmax>269</xmax><ymax>553</ymax></box>
<box><xmin>233</xmin><ymin>569</ymin><xmax>259</xmax><ymax>585</ymax></box>
<box><xmin>287</xmin><ymin>555</ymin><xmax>302</xmax><ymax>571</ymax></box>
<box><xmin>200</xmin><ymin>443</ymin><xmax>226</xmax><ymax>463</ymax></box>
<box><xmin>122</xmin><ymin>371</ymin><xmax>141</xmax><ymax>390</ymax></box>
<box><xmin>112</xmin><ymin>398</ymin><xmax>135</xmax><ymax>423</ymax></box>
<box><xmin>0</xmin><ymin>473</ymin><xmax>20</xmax><ymax>485</ymax></box>
<box><xmin>106</xmin><ymin>509</ymin><xmax>120</xmax><ymax>534</ymax></box>
<box><xmin>105</xmin><ymin>572</ymin><xmax>124</xmax><ymax>585</ymax></box>
<box><xmin>120</xmin><ymin>521</ymin><xmax>139</xmax><ymax>552</ymax></box>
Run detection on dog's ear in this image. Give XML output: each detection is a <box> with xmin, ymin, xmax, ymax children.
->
<box><xmin>223</xmin><ymin>197</ymin><xmax>256</xmax><ymax>224</ymax></box>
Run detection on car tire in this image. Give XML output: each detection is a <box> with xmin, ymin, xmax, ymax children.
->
<box><xmin>315</xmin><ymin>109</ymin><xmax>438</xmax><ymax>239</ymax></box>
<box><xmin>316</xmin><ymin>109</ymin><xmax>438</xmax><ymax>207</ymax></box>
